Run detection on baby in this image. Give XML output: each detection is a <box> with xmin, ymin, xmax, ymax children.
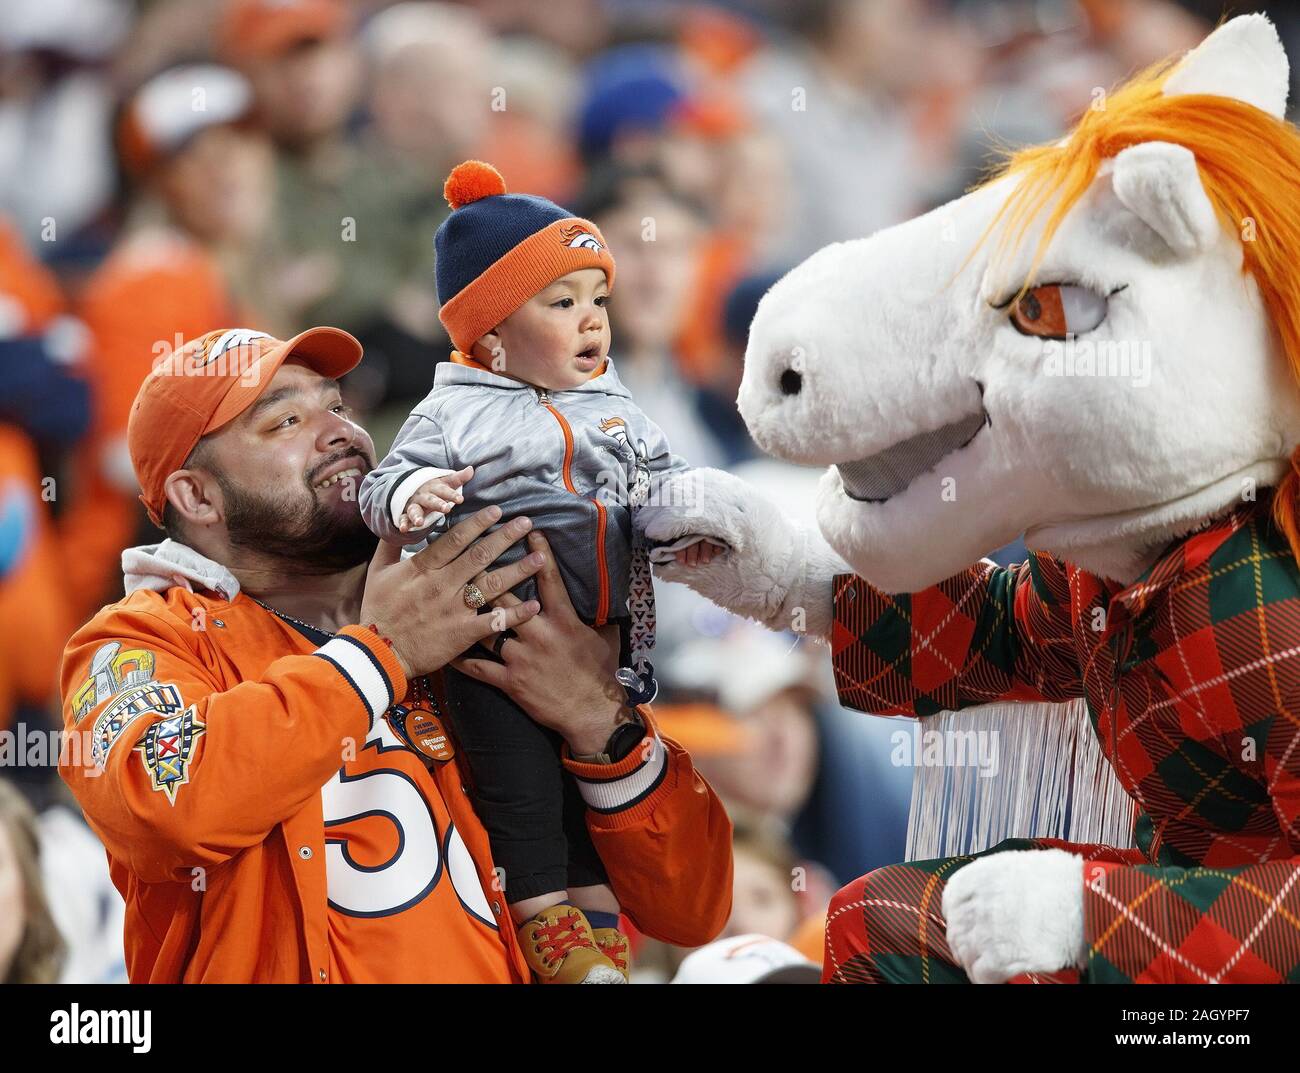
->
<box><xmin>359</xmin><ymin>161</ymin><xmax>717</xmax><ymax>984</ymax></box>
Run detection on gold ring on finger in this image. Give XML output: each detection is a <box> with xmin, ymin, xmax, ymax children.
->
<box><xmin>463</xmin><ymin>582</ymin><xmax>487</xmax><ymax>610</ymax></box>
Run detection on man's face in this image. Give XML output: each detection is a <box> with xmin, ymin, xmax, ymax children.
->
<box><xmin>695</xmin><ymin>689</ymin><xmax>819</xmax><ymax>818</ymax></box>
<box><xmin>372</xmin><ymin>41</ymin><xmax>489</xmax><ymax>160</ymax></box>
<box><xmin>723</xmin><ymin>846</ymin><xmax>800</xmax><ymax>942</ymax></box>
<box><xmin>480</xmin><ymin>268</ymin><xmax>611</xmax><ymax>390</ymax></box>
<box><xmin>593</xmin><ymin>194</ymin><xmax>696</xmax><ymax>353</ymax></box>
<box><xmin>247</xmin><ymin>37</ymin><xmax>361</xmax><ymax>148</ymax></box>
<box><xmin>157</xmin><ymin>125</ymin><xmax>274</xmax><ymax>245</ymax></box>
<box><xmin>201</xmin><ymin>361</ymin><xmax>377</xmax><ymax>572</ymax></box>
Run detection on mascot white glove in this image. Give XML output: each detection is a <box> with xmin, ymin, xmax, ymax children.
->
<box><xmin>638</xmin><ymin>468</ymin><xmax>849</xmax><ymax>641</ymax></box>
<box><xmin>941</xmin><ymin>848</ymin><xmax>1087</xmax><ymax>983</ymax></box>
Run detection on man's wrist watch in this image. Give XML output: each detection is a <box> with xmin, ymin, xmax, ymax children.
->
<box><xmin>572</xmin><ymin>708</ymin><xmax>646</xmax><ymax>765</ymax></box>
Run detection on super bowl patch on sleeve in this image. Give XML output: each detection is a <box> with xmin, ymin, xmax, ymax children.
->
<box><xmin>90</xmin><ymin>681</ymin><xmax>185</xmax><ymax>767</ymax></box>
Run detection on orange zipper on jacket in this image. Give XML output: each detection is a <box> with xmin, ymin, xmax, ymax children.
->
<box><xmin>540</xmin><ymin>395</ymin><xmax>609</xmax><ymax>625</ymax></box>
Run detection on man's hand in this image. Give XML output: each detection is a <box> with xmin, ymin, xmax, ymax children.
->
<box><xmin>941</xmin><ymin>849</ymin><xmax>1087</xmax><ymax>983</ymax></box>
<box><xmin>398</xmin><ymin>465</ymin><xmax>473</xmax><ymax>532</ymax></box>
<box><xmin>361</xmin><ymin>506</ymin><xmax>544</xmax><ymax>679</ymax></box>
<box><xmin>452</xmin><ymin>530</ymin><xmax>631</xmax><ymax>755</ymax></box>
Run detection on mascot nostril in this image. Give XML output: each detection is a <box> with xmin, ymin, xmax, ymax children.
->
<box><xmin>779</xmin><ymin>368</ymin><xmax>802</xmax><ymax>396</ymax></box>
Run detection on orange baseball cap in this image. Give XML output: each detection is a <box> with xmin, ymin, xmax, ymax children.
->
<box><xmin>127</xmin><ymin>326</ymin><xmax>363</xmax><ymax>526</ymax></box>
<box><xmin>218</xmin><ymin>0</ymin><xmax>349</xmax><ymax>61</ymax></box>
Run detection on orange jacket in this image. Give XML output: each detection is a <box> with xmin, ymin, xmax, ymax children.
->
<box><xmin>59</xmin><ymin>561</ymin><xmax>733</xmax><ymax>982</ymax></box>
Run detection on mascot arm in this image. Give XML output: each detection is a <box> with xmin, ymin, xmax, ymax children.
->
<box><xmin>638</xmin><ymin>467</ymin><xmax>847</xmax><ymax>640</ymax></box>
<box><xmin>832</xmin><ymin>554</ymin><xmax>1086</xmax><ymax>717</ymax></box>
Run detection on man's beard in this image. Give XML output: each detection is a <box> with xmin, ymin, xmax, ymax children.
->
<box><xmin>220</xmin><ymin>461</ymin><xmax>378</xmax><ymax>575</ymax></box>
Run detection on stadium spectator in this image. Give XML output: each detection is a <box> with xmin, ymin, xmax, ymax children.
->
<box><xmin>580</xmin><ymin>164</ymin><xmax>727</xmax><ymax>467</ymax></box>
<box><xmin>73</xmin><ymin>64</ymin><xmax>276</xmax><ymax>615</ymax></box>
<box><xmin>664</xmin><ymin>629</ymin><xmax>823</xmax><ymax>820</ymax></box>
<box><xmin>0</xmin><ymin>778</ymin><xmax>65</xmax><ymax>983</ymax></box>
<box><xmin>218</xmin><ymin>0</ymin><xmax>369</xmax><ymax>333</ymax></box>
<box><xmin>739</xmin><ymin>0</ymin><xmax>940</xmax><ymax>260</ymax></box>
<box><xmin>724</xmin><ymin>816</ymin><xmax>832</xmax><ymax>953</ymax></box>
<box><xmin>0</xmin><ymin>0</ymin><xmax>130</xmax><ymax>261</ymax></box>
<box><xmin>0</xmin><ymin>219</ymin><xmax>87</xmax><ymax>781</ymax></box>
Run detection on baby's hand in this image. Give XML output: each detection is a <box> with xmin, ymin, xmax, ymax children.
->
<box><xmin>674</xmin><ymin>541</ymin><xmax>720</xmax><ymax>567</ymax></box>
<box><xmin>399</xmin><ymin>465</ymin><xmax>474</xmax><ymax>532</ymax></box>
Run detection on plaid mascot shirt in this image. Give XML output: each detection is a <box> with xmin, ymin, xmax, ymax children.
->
<box><xmin>827</xmin><ymin>495</ymin><xmax>1300</xmax><ymax>983</ymax></box>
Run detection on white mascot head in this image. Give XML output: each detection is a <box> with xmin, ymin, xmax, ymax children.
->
<box><xmin>741</xmin><ymin>14</ymin><xmax>1300</xmax><ymax>592</ymax></box>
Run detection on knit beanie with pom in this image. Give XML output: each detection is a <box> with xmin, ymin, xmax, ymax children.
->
<box><xmin>434</xmin><ymin>160</ymin><xmax>616</xmax><ymax>354</ymax></box>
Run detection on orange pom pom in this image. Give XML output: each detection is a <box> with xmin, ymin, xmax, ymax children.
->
<box><xmin>443</xmin><ymin>160</ymin><xmax>507</xmax><ymax>210</ymax></box>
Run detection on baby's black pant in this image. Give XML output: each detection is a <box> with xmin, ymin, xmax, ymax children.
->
<box><xmin>440</xmin><ymin>618</ymin><xmax>631</xmax><ymax>903</ymax></box>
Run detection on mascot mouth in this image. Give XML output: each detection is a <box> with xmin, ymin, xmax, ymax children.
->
<box><xmin>836</xmin><ymin>402</ymin><xmax>990</xmax><ymax>503</ymax></box>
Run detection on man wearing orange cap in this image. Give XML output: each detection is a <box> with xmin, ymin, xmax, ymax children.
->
<box><xmin>218</xmin><ymin>0</ymin><xmax>349</xmax><ymax>63</ymax></box>
<box><xmin>218</xmin><ymin>0</ymin><xmax>358</xmax><ymax>158</ymax></box>
<box><xmin>57</xmin><ymin>326</ymin><xmax>732</xmax><ymax>982</ymax></box>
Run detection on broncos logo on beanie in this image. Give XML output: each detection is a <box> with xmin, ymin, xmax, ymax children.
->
<box><xmin>560</xmin><ymin>223</ymin><xmax>605</xmax><ymax>252</ymax></box>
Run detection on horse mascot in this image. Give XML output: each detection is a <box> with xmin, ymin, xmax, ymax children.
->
<box><xmin>643</xmin><ymin>13</ymin><xmax>1300</xmax><ymax>983</ymax></box>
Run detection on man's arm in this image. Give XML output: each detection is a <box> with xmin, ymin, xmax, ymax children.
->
<box><xmin>62</xmin><ymin>508</ymin><xmax>547</xmax><ymax>886</ymax></box>
<box><xmin>640</xmin><ymin>467</ymin><xmax>1084</xmax><ymax>710</ymax></box>
<box><xmin>60</xmin><ymin>602</ymin><xmax>405</xmax><ymax>884</ymax></box>
<box><xmin>561</xmin><ymin>713</ymin><xmax>734</xmax><ymax>948</ymax></box>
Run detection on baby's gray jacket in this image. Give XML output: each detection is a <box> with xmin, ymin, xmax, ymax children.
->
<box><xmin>359</xmin><ymin>356</ymin><xmax>690</xmax><ymax>624</ymax></box>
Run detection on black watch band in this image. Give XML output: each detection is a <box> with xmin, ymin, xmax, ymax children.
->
<box><xmin>574</xmin><ymin>710</ymin><xmax>645</xmax><ymax>764</ymax></box>
<box><xmin>604</xmin><ymin>713</ymin><xmax>646</xmax><ymax>762</ymax></box>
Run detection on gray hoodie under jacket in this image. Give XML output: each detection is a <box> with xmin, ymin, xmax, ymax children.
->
<box><xmin>359</xmin><ymin>356</ymin><xmax>690</xmax><ymax>624</ymax></box>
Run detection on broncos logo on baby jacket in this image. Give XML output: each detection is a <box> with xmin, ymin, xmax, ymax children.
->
<box><xmin>599</xmin><ymin>417</ymin><xmax>629</xmax><ymax>449</ymax></box>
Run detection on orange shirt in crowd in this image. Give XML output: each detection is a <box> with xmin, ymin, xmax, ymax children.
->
<box><xmin>0</xmin><ymin>218</ymin><xmax>76</xmax><ymax>731</ymax></box>
<box><xmin>673</xmin><ymin>228</ymin><xmax>750</xmax><ymax>387</ymax></box>
<box><xmin>0</xmin><ymin>428</ymin><xmax>72</xmax><ymax>733</ymax></box>
<box><xmin>0</xmin><ymin>219</ymin><xmax>64</xmax><ymax>325</ymax></box>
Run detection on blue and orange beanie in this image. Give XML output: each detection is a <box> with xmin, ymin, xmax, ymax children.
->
<box><xmin>435</xmin><ymin>160</ymin><xmax>616</xmax><ymax>354</ymax></box>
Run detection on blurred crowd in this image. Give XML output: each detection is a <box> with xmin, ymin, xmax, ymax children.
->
<box><xmin>1</xmin><ymin>0</ymin><xmax>1289</xmax><ymax>983</ymax></box>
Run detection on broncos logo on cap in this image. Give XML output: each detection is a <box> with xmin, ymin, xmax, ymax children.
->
<box><xmin>560</xmin><ymin>223</ymin><xmax>604</xmax><ymax>252</ymax></box>
<box><xmin>196</xmin><ymin>328</ymin><xmax>272</xmax><ymax>366</ymax></box>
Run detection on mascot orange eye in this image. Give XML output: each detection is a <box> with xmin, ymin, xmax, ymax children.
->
<box><xmin>1010</xmin><ymin>284</ymin><xmax>1107</xmax><ymax>339</ymax></box>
